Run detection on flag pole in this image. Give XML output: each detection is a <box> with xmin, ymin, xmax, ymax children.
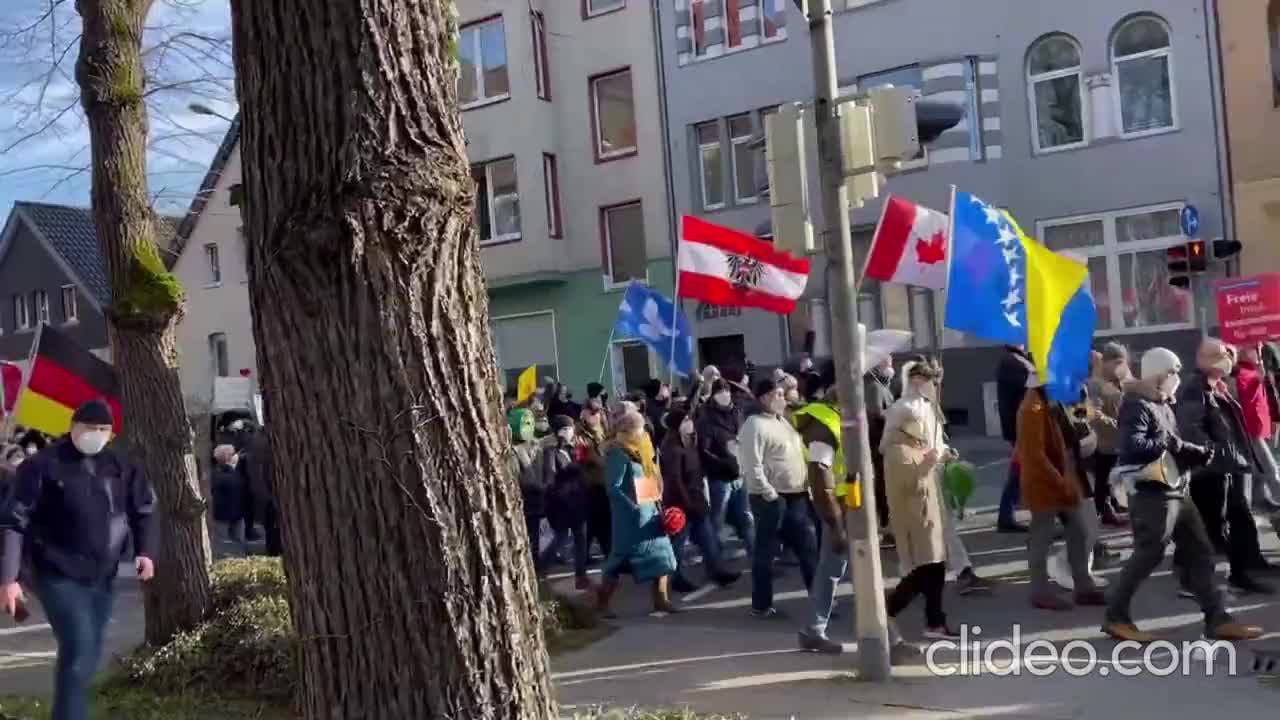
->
<box><xmin>936</xmin><ymin>185</ymin><xmax>956</xmax><ymax>355</ymax></box>
<box><xmin>598</xmin><ymin>326</ymin><xmax>616</xmax><ymax>385</ymax></box>
<box><xmin>668</xmin><ymin>233</ymin><xmax>683</xmax><ymax>389</ymax></box>
<box><xmin>856</xmin><ymin>194</ymin><xmax>893</xmax><ymax>295</ymax></box>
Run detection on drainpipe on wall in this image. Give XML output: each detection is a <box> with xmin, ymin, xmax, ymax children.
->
<box><xmin>1204</xmin><ymin>0</ymin><xmax>1236</xmax><ymax>264</ymax></box>
<box><xmin>649</xmin><ymin>1</ymin><xmax>680</xmax><ymax>296</ymax></box>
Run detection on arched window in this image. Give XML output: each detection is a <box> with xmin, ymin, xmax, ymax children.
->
<box><xmin>1111</xmin><ymin>15</ymin><xmax>1175</xmax><ymax>136</ymax></box>
<box><xmin>1027</xmin><ymin>34</ymin><xmax>1086</xmax><ymax>152</ymax></box>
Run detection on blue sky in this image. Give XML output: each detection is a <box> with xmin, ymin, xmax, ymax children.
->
<box><xmin>0</xmin><ymin>0</ymin><xmax>236</xmax><ymax>219</ymax></box>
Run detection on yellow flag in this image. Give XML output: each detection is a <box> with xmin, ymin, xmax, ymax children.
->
<box><xmin>516</xmin><ymin>365</ymin><xmax>538</xmax><ymax>404</ymax></box>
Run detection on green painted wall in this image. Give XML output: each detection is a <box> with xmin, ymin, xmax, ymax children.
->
<box><xmin>487</xmin><ymin>259</ymin><xmax>674</xmax><ymax>395</ymax></box>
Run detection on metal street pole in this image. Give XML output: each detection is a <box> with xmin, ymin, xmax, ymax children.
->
<box><xmin>804</xmin><ymin>0</ymin><xmax>891</xmax><ymax>680</ymax></box>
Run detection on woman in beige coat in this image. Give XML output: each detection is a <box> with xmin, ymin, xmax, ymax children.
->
<box><xmin>881</xmin><ymin>360</ymin><xmax>957</xmax><ymax>639</ymax></box>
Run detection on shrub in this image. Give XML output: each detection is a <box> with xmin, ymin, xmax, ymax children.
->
<box><xmin>209</xmin><ymin>556</ymin><xmax>288</xmax><ymax>611</ymax></box>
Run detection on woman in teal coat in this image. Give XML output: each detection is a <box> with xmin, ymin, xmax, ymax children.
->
<box><xmin>596</xmin><ymin>408</ymin><xmax>678</xmax><ymax>615</ymax></box>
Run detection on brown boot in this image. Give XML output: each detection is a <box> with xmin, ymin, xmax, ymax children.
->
<box><xmin>595</xmin><ymin>576</ymin><xmax>619</xmax><ymax>618</ymax></box>
<box><xmin>1207</xmin><ymin>621</ymin><xmax>1265</xmax><ymax>641</ymax></box>
<box><xmin>1102</xmin><ymin>621</ymin><xmax>1156</xmax><ymax>643</ymax></box>
<box><xmin>652</xmin><ymin>576</ymin><xmax>680</xmax><ymax>614</ymax></box>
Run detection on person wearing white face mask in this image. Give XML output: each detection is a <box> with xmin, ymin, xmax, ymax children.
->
<box><xmin>1103</xmin><ymin>347</ymin><xmax>1264</xmax><ymax>643</ymax></box>
<box><xmin>0</xmin><ymin>400</ymin><xmax>158</xmax><ymax>720</ymax></box>
<box><xmin>696</xmin><ymin>379</ymin><xmax>755</xmax><ymax>561</ymax></box>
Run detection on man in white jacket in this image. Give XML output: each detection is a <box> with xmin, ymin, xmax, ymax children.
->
<box><xmin>740</xmin><ymin>378</ymin><xmax>817</xmax><ymax>618</ymax></box>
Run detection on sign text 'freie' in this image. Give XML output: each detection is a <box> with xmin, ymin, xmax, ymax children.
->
<box><xmin>1216</xmin><ymin>273</ymin><xmax>1280</xmax><ymax>345</ymax></box>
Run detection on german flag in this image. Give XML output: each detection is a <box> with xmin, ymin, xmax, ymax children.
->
<box><xmin>12</xmin><ymin>324</ymin><xmax>121</xmax><ymax>436</ymax></box>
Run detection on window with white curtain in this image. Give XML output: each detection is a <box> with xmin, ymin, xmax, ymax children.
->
<box><xmin>1111</xmin><ymin>16</ymin><xmax>1175</xmax><ymax>136</ymax></box>
<box><xmin>1038</xmin><ymin>203</ymin><xmax>1192</xmax><ymax>333</ymax></box>
<box><xmin>1027</xmin><ymin>34</ymin><xmax>1086</xmax><ymax>152</ymax></box>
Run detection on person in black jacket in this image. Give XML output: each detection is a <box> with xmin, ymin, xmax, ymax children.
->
<box><xmin>1176</xmin><ymin>339</ymin><xmax>1274</xmax><ymax>594</ymax></box>
<box><xmin>697</xmin><ymin>379</ymin><xmax>756</xmax><ymax>560</ymax></box>
<box><xmin>995</xmin><ymin>345</ymin><xmax>1032</xmax><ymax>532</ymax></box>
<box><xmin>211</xmin><ymin>444</ymin><xmax>248</xmax><ymax>556</ymax></box>
<box><xmin>541</xmin><ymin>415</ymin><xmax>592</xmax><ymax>588</ymax></box>
<box><xmin>661</xmin><ymin>408</ymin><xmax>739</xmax><ymax>592</ymax></box>
<box><xmin>239</xmin><ymin>424</ymin><xmax>280</xmax><ymax>556</ymax></box>
<box><xmin>0</xmin><ymin>400</ymin><xmax>156</xmax><ymax>720</ymax></box>
<box><xmin>865</xmin><ymin>358</ymin><xmax>895</xmax><ymax>532</ymax></box>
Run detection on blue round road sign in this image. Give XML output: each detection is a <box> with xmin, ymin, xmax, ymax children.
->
<box><xmin>1180</xmin><ymin>205</ymin><xmax>1200</xmax><ymax>237</ymax></box>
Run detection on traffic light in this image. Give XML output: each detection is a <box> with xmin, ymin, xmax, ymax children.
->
<box><xmin>915</xmin><ymin>99</ymin><xmax>967</xmax><ymax>144</ymax></box>
<box><xmin>1187</xmin><ymin>239</ymin><xmax>1207</xmax><ymax>272</ymax></box>
<box><xmin>1213</xmin><ymin>238</ymin><xmax>1242</xmax><ymax>260</ymax></box>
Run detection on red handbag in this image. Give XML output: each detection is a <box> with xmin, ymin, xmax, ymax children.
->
<box><xmin>661</xmin><ymin>506</ymin><xmax>686</xmax><ymax>536</ymax></box>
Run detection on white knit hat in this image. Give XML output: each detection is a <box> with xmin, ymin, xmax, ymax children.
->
<box><xmin>1140</xmin><ymin>347</ymin><xmax>1181</xmax><ymax>381</ymax></box>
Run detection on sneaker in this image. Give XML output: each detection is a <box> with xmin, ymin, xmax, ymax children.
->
<box><xmin>1229</xmin><ymin>575</ymin><xmax>1276</xmax><ymax>596</ymax></box>
<box><xmin>1103</xmin><ymin>621</ymin><xmax>1156</xmax><ymax>643</ymax></box>
<box><xmin>751</xmin><ymin>606</ymin><xmax>785</xmax><ymax>620</ymax></box>
<box><xmin>955</xmin><ymin>568</ymin><xmax>993</xmax><ymax>595</ymax></box>
<box><xmin>923</xmin><ymin>625</ymin><xmax>962</xmax><ymax>640</ymax></box>
<box><xmin>1031</xmin><ymin>593</ymin><xmax>1074</xmax><ymax>611</ymax></box>
<box><xmin>672</xmin><ymin>575</ymin><xmax>698</xmax><ymax>594</ymax></box>
<box><xmin>798</xmin><ymin>631</ymin><xmax>844</xmax><ymax>655</ymax></box>
<box><xmin>1207</xmin><ymin>621</ymin><xmax>1265</xmax><ymax>641</ymax></box>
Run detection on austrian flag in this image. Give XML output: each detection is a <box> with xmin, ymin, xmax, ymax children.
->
<box><xmin>864</xmin><ymin>195</ymin><xmax>950</xmax><ymax>290</ymax></box>
<box><xmin>678</xmin><ymin>216</ymin><xmax>810</xmax><ymax>315</ymax></box>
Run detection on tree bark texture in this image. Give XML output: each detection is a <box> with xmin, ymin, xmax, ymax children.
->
<box><xmin>75</xmin><ymin>0</ymin><xmax>212</xmax><ymax>645</ymax></box>
<box><xmin>229</xmin><ymin>2</ymin><xmax>556</xmax><ymax>718</ymax></box>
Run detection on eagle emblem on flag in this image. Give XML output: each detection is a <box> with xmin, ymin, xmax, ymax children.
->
<box><xmin>725</xmin><ymin>253</ymin><xmax>765</xmax><ymax>290</ymax></box>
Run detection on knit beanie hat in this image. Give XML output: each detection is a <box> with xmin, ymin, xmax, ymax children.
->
<box><xmin>550</xmin><ymin>414</ymin><xmax>575</xmax><ymax>432</ymax></box>
<box><xmin>1141</xmin><ymin>347</ymin><xmax>1181</xmax><ymax>381</ymax></box>
<box><xmin>71</xmin><ymin>399</ymin><xmax>113</xmax><ymax>426</ymax></box>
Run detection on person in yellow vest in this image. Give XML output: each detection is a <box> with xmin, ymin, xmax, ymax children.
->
<box><xmin>794</xmin><ymin>361</ymin><xmax>856</xmax><ymax>654</ymax></box>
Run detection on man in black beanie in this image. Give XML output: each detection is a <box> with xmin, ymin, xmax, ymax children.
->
<box><xmin>0</xmin><ymin>399</ymin><xmax>157</xmax><ymax>720</ymax></box>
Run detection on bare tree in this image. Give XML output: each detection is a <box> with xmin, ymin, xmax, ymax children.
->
<box><xmin>0</xmin><ymin>0</ymin><xmax>235</xmax><ymax>644</ymax></box>
<box><xmin>230</xmin><ymin>0</ymin><xmax>557</xmax><ymax>717</ymax></box>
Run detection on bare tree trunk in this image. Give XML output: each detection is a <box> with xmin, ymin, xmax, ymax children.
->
<box><xmin>229</xmin><ymin>2</ymin><xmax>557</xmax><ymax>718</ymax></box>
<box><xmin>75</xmin><ymin>0</ymin><xmax>212</xmax><ymax>644</ymax></box>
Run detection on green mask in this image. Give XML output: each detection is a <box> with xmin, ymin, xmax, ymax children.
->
<box><xmin>507</xmin><ymin>409</ymin><xmax>535</xmax><ymax>443</ymax></box>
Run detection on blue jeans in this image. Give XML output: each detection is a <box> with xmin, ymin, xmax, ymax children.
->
<box><xmin>34</xmin><ymin>574</ymin><xmax>115</xmax><ymax>720</ymax></box>
<box><xmin>750</xmin><ymin>493</ymin><xmax>818</xmax><ymax>612</ymax></box>
<box><xmin>672</xmin><ymin>513</ymin><xmax>724</xmax><ymax>583</ymax></box>
<box><xmin>998</xmin><ymin>461</ymin><xmax>1021</xmax><ymax>526</ymax></box>
<box><xmin>805</xmin><ymin>528</ymin><xmax>848</xmax><ymax>638</ymax></box>
<box><xmin>708</xmin><ymin>478</ymin><xmax>755</xmax><ymax>559</ymax></box>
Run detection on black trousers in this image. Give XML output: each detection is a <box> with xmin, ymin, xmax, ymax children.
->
<box><xmin>872</xmin><ymin>448</ymin><xmax>889</xmax><ymax>529</ymax></box>
<box><xmin>587</xmin><ymin>484</ymin><xmax>612</xmax><ymax>558</ymax></box>
<box><xmin>1094</xmin><ymin>453</ymin><xmax>1118</xmax><ymax>516</ymax></box>
<box><xmin>1189</xmin><ymin>472</ymin><xmax>1262</xmax><ymax>577</ymax></box>
<box><xmin>888</xmin><ymin>560</ymin><xmax>946</xmax><ymax>627</ymax></box>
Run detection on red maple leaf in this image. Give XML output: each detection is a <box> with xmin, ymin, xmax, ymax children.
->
<box><xmin>915</xmin><ymin>230</ymin><xmax>946</xmax><ymax>265</ymax></box>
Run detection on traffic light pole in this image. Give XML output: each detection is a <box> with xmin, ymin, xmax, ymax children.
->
<box><xmin>804</xmin><ymin>0</ymin><xmax>891</xmax><ymax>681</ymax></box>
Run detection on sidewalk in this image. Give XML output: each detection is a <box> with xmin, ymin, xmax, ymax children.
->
<box><xmin>554</xmin><ymin>622</ymin><xmax>1279</xmax><ymax>719</ymax></box>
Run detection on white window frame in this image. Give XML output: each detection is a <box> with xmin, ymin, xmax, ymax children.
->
<box><xmin>728</xmin><ymin>114</ymin><xmax>758</xmax><ymax>204</ymax></box>
<box><xmin>491</xmin><ymin>310</ymin><xmax>560</xmax><ymax>386</ymax></box>
<box><xmin>591</xmin><ymin>68</ymin><xmax>637</xmax><ymax>160</ymax></box>
<box><xmin>205</xmin><ymin>243</ymin><xmax>221</xmax><ymax>286</ymax></box>
<box><xmin>696</xmin><ymin>121</ymin><xmax>725</xmax><ymax>211</ymax></box>
<box><xmin>61</xmin><ymin>285</ymin><xmax>78</xmax><ymax>324</ymax></box>
<box><xmin>34</xmin><ymin>290</ymin><xmax>49</xmax><ymax>325</ymax></box>
<box><xmin>1036</xmin><ymin>201</ymin><xmax>1192</xmax><ymax>336</ymax></box>
<box><xmin>1027</xmin><ymin>34</ymin><xmax>1088</xmax><ymax>155</ymax></box>
<box><xmin>1110</xmin><ymin>16</ymin><xmax>1178</xmax><ymax>140</ymax></box>
<box><xmin>602</xmin><ymin>201</ymin><xmax>648</xmax><ymax>290</ymax></box>
<box><xmin>458</xmin><ymin>16</ymin><xmax>510</xmax><ymax>110</ymax></box>
<box><xmin>14</xmin><ymin>295</ymin><xmax>29</xmax><ymax>331</ymax></box>
<box><xmin>585</xmin><ymin>0</ymin><xmax>625</xmax><ymax>18</ymax></box>
<box><xmin>475</xmin><ymin>157</ymin><xmax>521</xmax><ymax>246</ymax></box>
<box><xmin>208</xmin><ymin>332</ymin><xmax>229</xmax><ymax>378</ymax></box>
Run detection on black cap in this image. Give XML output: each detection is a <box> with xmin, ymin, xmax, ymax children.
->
<box><xmin>71</xmin><ymin>399</ymin><xmax>113</xmax><ymax>426</ymax></box>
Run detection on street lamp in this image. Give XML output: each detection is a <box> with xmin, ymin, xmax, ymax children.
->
<box><xmin>188</xmin><ymin>102</ymin><xmax>235</xmax><ymax>123</ymax></box>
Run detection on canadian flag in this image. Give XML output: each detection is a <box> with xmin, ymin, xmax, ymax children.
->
<box><xmin>678</xmin><ymin>215</ymin><xmax>810</xmax><ymax>315</ymax></box>
<box><xmin>864</xmin><ymin>195</ymin><xmax>950</xmax><ymax>290</ymax></box>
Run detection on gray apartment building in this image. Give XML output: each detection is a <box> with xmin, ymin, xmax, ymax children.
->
<box><xmin>659</xmin><ymin>0</ymin><xmax>1228</xmax><ymax>434</ymax></box>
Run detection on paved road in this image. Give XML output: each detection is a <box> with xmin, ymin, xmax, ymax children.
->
<box><xmin>551</xmin><ymin>438</ymin><xmax>1280</xmax><ymax>718</ymax></box>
